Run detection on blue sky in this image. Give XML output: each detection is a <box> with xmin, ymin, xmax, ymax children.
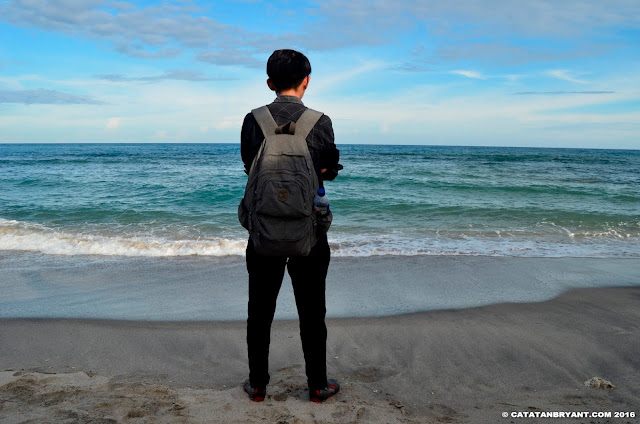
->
<box><xmin>0</xmin><ymin>0</ymin><xmax>639</xmax><ymax>148</ymax></box>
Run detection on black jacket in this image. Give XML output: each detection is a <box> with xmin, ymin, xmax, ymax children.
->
<box><xmin>241</xmin><ymin>95</ymin><xmax>340</xmax><ymax>183</ymax></box>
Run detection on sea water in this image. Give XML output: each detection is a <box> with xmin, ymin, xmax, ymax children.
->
<box><xmin>1</xmin><ymin>143</ymin><xmax>640</xmax><ymax>320</ymax></box>
<box><xmin>1</xmin><ymin>143</ymin><xmax>639</xmax><ymax>258</ymax></box>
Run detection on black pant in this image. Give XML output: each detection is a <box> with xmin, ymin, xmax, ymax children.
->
<box><xmin>246</xmin><ymin>234</ymin><xmax>330</xmax><ymax>390</ymax></box>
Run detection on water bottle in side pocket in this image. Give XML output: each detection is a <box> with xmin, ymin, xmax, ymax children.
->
<box><xmin>314</xmin><ymin>188</ymin><xmax>330</xmax><ymax>215</ymax></box>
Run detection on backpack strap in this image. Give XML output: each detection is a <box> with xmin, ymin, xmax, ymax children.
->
<box><xmin>251</xmin><ymin>106</ymin><xmax>278</xmax><ymax>136</ymax></box>
<box><xmin>294</xmin><ymin>108</ymin><xmax>323</xmax><ymax>139</ymax></box>
<box><xmin>252</xmin><ymin>106</ymin><xmax>323</xmax><ymax>139</ymax></box>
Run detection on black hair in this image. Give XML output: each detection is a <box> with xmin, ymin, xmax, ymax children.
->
<box><xmin>266</xmin><ymin>49</ymin><xmax>312</xmax><ymax>92</ymax></box>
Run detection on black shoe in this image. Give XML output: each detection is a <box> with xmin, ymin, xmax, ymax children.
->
<box><xmin>309</xmin><ymin>379</ymin><xmax>340</xmax><ymax>402</ymax></box>
<box><xmin>243</xmin><ymin>379</ymin><xmax>266</xmax><ymax>402</ymax></box>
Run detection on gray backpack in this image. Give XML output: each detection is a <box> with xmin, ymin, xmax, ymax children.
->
<box><xmin>238</xmin><ymin>106</ymin><xmax>323</xmax><ymax>256</ymax></box>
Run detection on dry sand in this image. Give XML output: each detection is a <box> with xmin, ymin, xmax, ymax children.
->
<box><xmin>1</xmin><ymin>286</ymin><xmax>639</xmax><ymax>423</ymax></box>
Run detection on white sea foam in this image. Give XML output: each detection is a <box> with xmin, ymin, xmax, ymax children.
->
<box><xmin>0</xmin><ymin>219</ymin><xmax>247</xmax><ymax>257</ymax></box>
<box><xmin>1</xmin><ymin>218</ymin><xmax>638</xmax><ymax>258</ymax></box>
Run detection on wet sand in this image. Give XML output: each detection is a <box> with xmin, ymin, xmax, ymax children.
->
<box><xmin>2</xmin><ymin>286</ymin><xmax>639</xmax><ymax>423</ymax></box>
<box><xmin>2</xmin><ymin>253</ymin><xmax>640</xmax><ymax>320</ymax></box>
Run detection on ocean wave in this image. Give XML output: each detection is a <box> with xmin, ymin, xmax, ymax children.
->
<box><xmin>1</xmin><ymin>218</ymin><xmax>638</xmax><ymax>258</ymax></box>
<box><xmin>0</xmin><ymin>219</ymin><xmax>246</xmax><ymax>257</ymax></box>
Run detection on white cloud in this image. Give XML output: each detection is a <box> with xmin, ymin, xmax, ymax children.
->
<box><xmin>0</xmin><ymin>0</ymin><xmax>261</xmax><ymax>66</ymax></box>
<box><xmin>314</xmin><ymin>82</ymin><xmax>640</xmax><ymax>147</ymax></box>
<box><xmin>546</xmin><ymin>69</ymin><xmax>588</xmax><ymax>84</ymax></box>
<box><xmin>449</xmin><ymin>70</ymin><xmax>486</xmax><ymax>80</ymax></box>
<box><xmin>1</xmin><ymin>75</ymin><xmax>638</xmax><ymax>147</ymax></box>
<box><xmin>214</xmin><ymin>117</ymin><xmax>243</xmax><ymax>130</ymax></box>
<box><xmin>317</xmin><ymin>0</ymin><xmax>640</xmax><ymax>39</ymax></box>
<box><xmin>4</xmin><ymin>0</ymin><xmax>639</xmax><ymax>69</ymax></box>
<box><xmin>311</xmin><ymin>60</ymin><xmax>386</xmax><ymax>92</ymax></box>
<box><xmin>0</xmin><ymin>88</ymin><xmax>103</xmax><ymax>104</ymax></box>
<box><xmin>312</xmin><ymin>0</ymin><xmax>640</xmax><ymax>67</ymax></box>
<box><xmin>96</xmin><ymin>69</ymin><xmax>236</xmax><ymax>82</ymax></box>
<box><xmin>504</xmin><ymin>74</ymin><xmax>527</xmax><ymax>83</ymax></box>
<box><xmin>514</xmin><ymin>91</ymin><xmax>614</xmax><ymax>95</ymax></box>
<box><xmin>106</xmin><ymin>117</ymin><xmax>121</xmax><ymax>129</ymax></box>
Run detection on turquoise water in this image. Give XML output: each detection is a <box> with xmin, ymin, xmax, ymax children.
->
<box><xmin>1</xmin><ymin>143</ymin><xmax>639</xmax><ymax>257</ymax></box>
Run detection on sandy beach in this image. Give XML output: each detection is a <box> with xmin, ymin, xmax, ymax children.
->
<box><xmin>2</xmin><ymin>283</ymin><xmax>639</xmax><ymax>423</ymax></box>
<box><xmin>2</xmin><ymin>1</ymin><xmax>640</xmax><ymax>421</ymax></box>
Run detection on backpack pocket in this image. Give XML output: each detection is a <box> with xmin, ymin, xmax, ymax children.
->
<box><xmin>255</xmin><ymin>176</ymin><xmax>311</xmax><ymax>218</ymax></box>
<box><xmin>253</xmin><ymin>215</ymin><xmax>316</xmax><ymax>256</ymax></box>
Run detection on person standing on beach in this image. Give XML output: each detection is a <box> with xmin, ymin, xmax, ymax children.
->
<box><xmin>239</xmin><ymin>49</ymin><xmax>341</xmax><ymax>402</ymax></box>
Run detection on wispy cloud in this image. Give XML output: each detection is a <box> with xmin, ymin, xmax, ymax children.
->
<box><xmin>96</xmin><ymin>69</ymin><xmax>236</xmax><ymax>82</ymax></box>
<box><xmin>312</xmin><ymin>0</ymin><xmax>640</xmax><ymax>66</ymax></box>
<box><xmin>196</xmin><ymin>50</ymin><xmax>264</xmax><ymax>68</ymax></box>
<box><xmin>433</xmin><ymin>41</ymin><xmax>599</xmax><ymax>66</ymax></box>
<box><xmin>114</xmin><ymin>44</ymin><xmax>182</xmax><ymax>60</ymax></box>
<box><xmin>1</xmin><ymin>0</ymin><xmax>638</xmax><ymax>148</ymax></box>
<box><xmin>449</xmin><ymin>70</ymin><xmax>486</xmax><ymax>79</ymax></box>
<box><xmin>214</xmin><ymin>116</ymin><xmax>243</xmax><ymax>130</ymax></box>
<box><xmin>106</xmin><ymin>117</ymin><xmax>121</xmax><ymax>129</ymax></box>
<box><xmin>0</xmin><ymin>89</ymin><xmax>104</xmax><ymax>105</ymax></box>
<box><xmin>319</xmin><ymin>82</ymin><xmax>639</xmax><ymax>148</ymax></box>
<box><xmin>514</xmin><ymin>91</ymin><xmax>615</xmax><ymax>95</ymax></box>
<box><xmin>3</xmin><ymin>0</ymin><xmax>639</xmax><ymax>69</ymax></box>
<box><xmin>312</xmin><ymin>61</ymin><xmax>386</xmax><ymax>92</ymax></box>
<box><xmin>0</xmin><ymin>0</ymin><xmax>253</xmax><ymax>64</ymax></box>
<box><xmin>546</xmin><ymin>69</ymin><xmax>588</xmax><ymax>84</ymax></box>
<box><xmin>396</xmin><ymin>64</ymin><xmax>433</xmax><ymax>73</ymax></box>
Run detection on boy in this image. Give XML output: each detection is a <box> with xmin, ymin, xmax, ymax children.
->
<box><xmin>240</xmin><ymin>49</ymin><xmax>341</xmax><ymax>402</ymax></box>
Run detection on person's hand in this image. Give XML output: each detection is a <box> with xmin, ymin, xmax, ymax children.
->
<box><xmin>321</xmin><ymin>165</ymin><xmax>341</xmax><ymax>181</ymax></box>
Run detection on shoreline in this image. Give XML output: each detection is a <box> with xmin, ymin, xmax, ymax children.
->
<box><xmin>2</xmin><ymin>286</ymin><xmax>639</xmax><ymax>423</ymax></box>
<box><xmin>2</xmin><ymin>253</ymin><xmax>640</xmax><ymax>321</ymax></box>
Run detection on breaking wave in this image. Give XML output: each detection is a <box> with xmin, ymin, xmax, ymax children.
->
<box><xmin>0</xmin><ymin>219</ymin><xmax>246</xmax><ymax>257</ymax></box>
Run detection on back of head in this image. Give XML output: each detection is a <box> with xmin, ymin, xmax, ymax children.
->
<box><xmin>267</xmin><ymin>49</ymin><xmax>311</xmax><ymax>93</ymax></box>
